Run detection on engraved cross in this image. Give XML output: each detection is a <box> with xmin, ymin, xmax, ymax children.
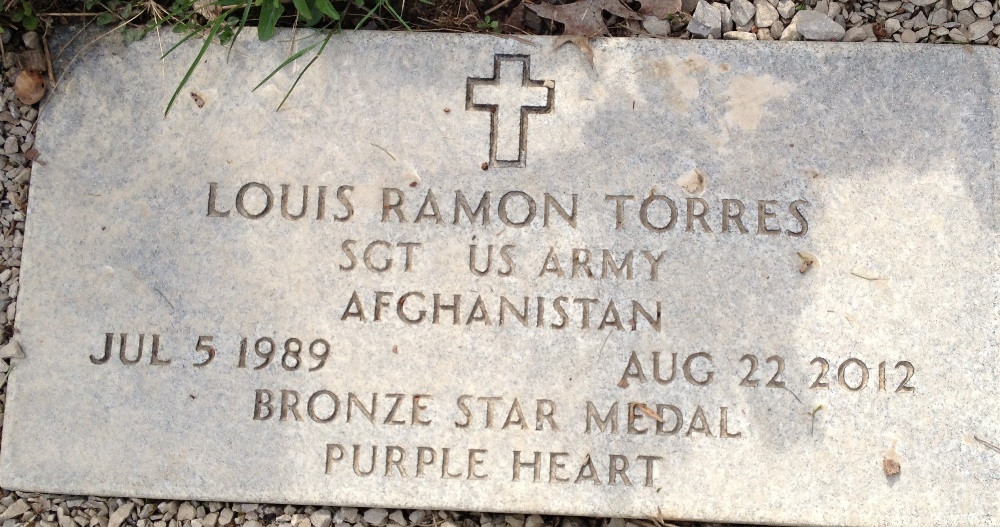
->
<box><xmin>466</xmin><ymin>54</ymin><xmax>555</xmax><ymax>168</ymax></box>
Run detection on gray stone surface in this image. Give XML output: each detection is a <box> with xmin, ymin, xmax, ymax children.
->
<box><xmin>3</xmin><ymin>30</ymin><xmax>1000</xmax><ymax>527</ymax></box>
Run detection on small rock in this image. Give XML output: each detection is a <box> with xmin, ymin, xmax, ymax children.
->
<box><xmin>911</xmin><ymin>11</ymin><xmax>929</xmax><ymax>28</ymax></box>
<box><xmin>793</xmin><ymin>9</ymin><xmax>846</xmax><ymax>39</ymax></box>
<box><xmin>879</xmin><ymin>0</ymin><xmax>903</xmax><ymax>10</ymax></box>
<box><xmin>523</xmin><ymin>516</ymin><xmax>543</xmax><ymax>527</ymax></box>
<box><xmin>108</xmin><ymin>503</ymin><xmax>134</xmax><ymax>527</ymax></box>
<box><xmin>777</xmin><ymin>0</ymin><xmax>796</xmax><ymax>17</ymax></box>
<box><xmin>780</xmin><ymin>18</ymin><xmax>803</xmax><ymax>38</ymax></box>
<box><xmin>899</xmin><ymin>27</ymin><xmax>919</xmax><ymax>41</ymax></box>
<box><xmin>21</xmin><ymin>32</ymin><xmax>40</xmax><ymax>50</ymax></box>
<box><xmin>949</xmin><ymin>26</ymin><xmax>970</xmax><ymax>40</ymax></box>
<box><xmin>754</xmin><ymin>0</ymin><xmax>780</xmax><ymax>26</ymax></box>
<box><xmin>884</xmin><ymin>17</ymin><xmax>902</xmax><ymax>33</ymax></box>
<box><xmin>363</xmin><ymin>509</ymin><xmax>388</xmax><ymax>526</ymax></box>
<box><xmin>769</xmin><ymin>18</ymin><xmax>784</xmax><ymax>37</ymax></box>
<box><xmin>0</xmin><ymin>500</ymin><xmax>29</xmax><ymax>520</ymax></box>
<box><xmin>388</xmin><ymin>512</ymin><xmax>405</xmax><ymax>526</ymax></box>
<box><xmin>505</xmin><ymin>517</ymin><xmax>523</xmax><ymax>527</ymax></box>
<box><xmin>724</xmin><ymin>29</ymin><xmax>759</xmax><ymax>38</ymax></box>
<box><xmin>642</xmin><ymin>15</ymin><xmax>672</xmax><ymax>36</ymax></box>
<box><xmin>177</xmin><ymin>504</ymin><xmax>195</xmax><ymax>522</ymax></box>
<box><xmin>954</xmin><ymin>0</ymin><xmax>976</xmax><ymax>8</ymax></box>
<box><xmin>688</xmin><ymin>0</ymin><xmax>723</xmax><ymax>37</ymax></box>
<box><xmin>340</xmin><ymin>509</ymin><xmax>358</xmax><ymax>524</ymax></box>
<box><xmin>407</xmin><ymin>512</ymin><xmax>426</xmax><ymax>525</ymax></box>
<box><xmin>957</xmin><ymin>8</ymin><xmax>978</xmax><ymax>24</ymax></box>
<box><xmin>0</xmin><ymin>339</ymin><xmax>21</xmax><ymax>359</ymax></box>
<box><xmin>3</xmin><ymin>137</ymin><xmax>16</xmax><ymax>156</ymax></box>
<box><xmin>967</xmin><ymin>17</ymin><xmax>994</xmax><ymax>37</ymax></box>
<box><xmin>309</xmin><ymin>511</ymin><xmax>332</xmax><ymax>527</ymax></box>
<box><xmin>844</xmin><ymin>26</ymin><xmax>868</xmax><ymax>42</ymax></box>
<box><xmin>718</xmin><ymin>3</ymin><xmax>733</xmax><ymax>30</ymax></box>
<box><xmin>928</xmin><ymin>8</ymin><xmax>949</xmax><ymax>24</ymax></box>
<box><xmin>973</xmin><ymin>0</ymin><xmax>993</xmax><ymax>15</ymax></box>
<box><xmin>218</xmin><ymin>509</ymin><xmax>234</xmax><ymax>526</ymax></box>
<box><xmin>911</xmin><ymin>0</ymin><xmax>937</xmax><ymax>5</ymax></box>
<box><xmin>730</xmin><ymin>0</ymin><xmax>756</xmax><ymax>25</ymax></box>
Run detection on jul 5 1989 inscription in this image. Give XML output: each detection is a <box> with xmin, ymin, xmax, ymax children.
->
<box><xmin>2</xmin><ymin>30</ymin><xmax>1000</xmax><ymax>527</ymax></box>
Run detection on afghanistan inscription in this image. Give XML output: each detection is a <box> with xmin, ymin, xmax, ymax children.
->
<box><xmin>2</xmin><ymin>31</ymin><xmax>1000</xmax><ymax>527</ymax></box>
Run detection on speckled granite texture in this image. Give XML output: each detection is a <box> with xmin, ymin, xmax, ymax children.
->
<box><xmin>2</xmin><ymin>30</ymin><xmax>1000</xmax><ymax>526</ymax></box>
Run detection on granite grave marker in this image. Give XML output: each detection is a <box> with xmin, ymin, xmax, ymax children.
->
<box><xmin>2</xmin><ymin>31</ymin><xmax>1000</xmax><ymax>526</ymax></box>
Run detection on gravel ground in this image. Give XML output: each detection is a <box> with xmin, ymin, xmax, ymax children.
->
<box><xmin>0</xmin><ymin>0</ymin><xmax>996</xmax><ymax>522</ymax></box>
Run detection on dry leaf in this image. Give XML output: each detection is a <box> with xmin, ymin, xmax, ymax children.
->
<box><xmin>194</xmin><ymin>0</ymin><xmax>223</xmax><ymax>18</ymax></box>
<box><xmin>13</xmin><ymin>50</ymin><xmax>47</xmax><ymax>72</ymax></box>
<box><xmin>636</xmin><ymin>0</ymin><xmax>682</xmax><ymax>18</ymax></box>
<box><xmin>631</xmin><ymin>402</ymin><xmax>665</xmax><ymax>423</ymax></box>
<box><xmin>527</xmin><ymin>0</ymin><xmax>640</xmax><ymax>36</ymax></box>
<box><xmin>190</xmin><ymin>91</ymin><xmax>206</xmax><ymax>108</ymax></box>
<box><xmin>883</xmin><ymin>458</ymin><xmax>900</xmax><ymax>477</ymax></box>
<box><xmin>503</xmin><ymin>2</ymin><xmax>529</xmax><ymax>32</ymax></box>
<box><xmin>553</xmin><ymin>35</ymin><xmax>595</xmax><ymax>69</ymax></box>
<box><xmin>797</xmin><ymin>251</ymin><xmax>818</xmax><ymax>274</ymax></box>
<box><xmin>14</xmin><ymin>70</ymin><xmax>45</xmax><ymax>105</ymax></box>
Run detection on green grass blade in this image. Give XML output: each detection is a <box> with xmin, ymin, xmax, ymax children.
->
<box><xmin>160</xmin><ymin>26</ymin><xmax>200</xmax><ymax>59</ymax></box>
<box><xmin>252</xmin><ymin>41</ymin><xmax>320</xmax><ymax>91</ymax></box>
<box><xmin>164</xmin><ymin>11</ymin><xmax>234</xmax><ymax>116</ymax></box>
<box><xmin>146</xmin><ymin>0</ymin><xmax>199</xmax><ymax>41</ymax></box>
<box><xmin>353</xmin><ymin>1</ymin><xmax>381</xmax><ymax>29</ymax></box>
<box><xmin>381</xmin><ymin>0</ymin><xmax>410</xmax><ymax>30</ymax></box>
<box><xmin>276</xmin><ymin>28</ymin><xmax>336</xmax><ymax>110</ymax></box>
<box><xmin>227</xmin><ymin>0</ymin><xmax>253</xmax><ymax>60</ymax></box>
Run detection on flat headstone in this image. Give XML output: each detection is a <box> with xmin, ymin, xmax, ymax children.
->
<box><xmin>2</xmin><ymin>30</ymin><xmax>1000</xmax><ymax>526</ymax></box>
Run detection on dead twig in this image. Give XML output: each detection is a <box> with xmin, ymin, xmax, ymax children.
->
<box><xmin>975</xmin><ymin>435</ymin><xmax>1000</xmax><ymax>454</ymax></box>
<box><xmin>42</xmin><ymin>20</ymin><xmax>56</xmax><ymax>88</ymax></box>
<box><xmin>484</xmin><ymin>0</ymin><xmax>516</xmax><ymax>15</ymax></box>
